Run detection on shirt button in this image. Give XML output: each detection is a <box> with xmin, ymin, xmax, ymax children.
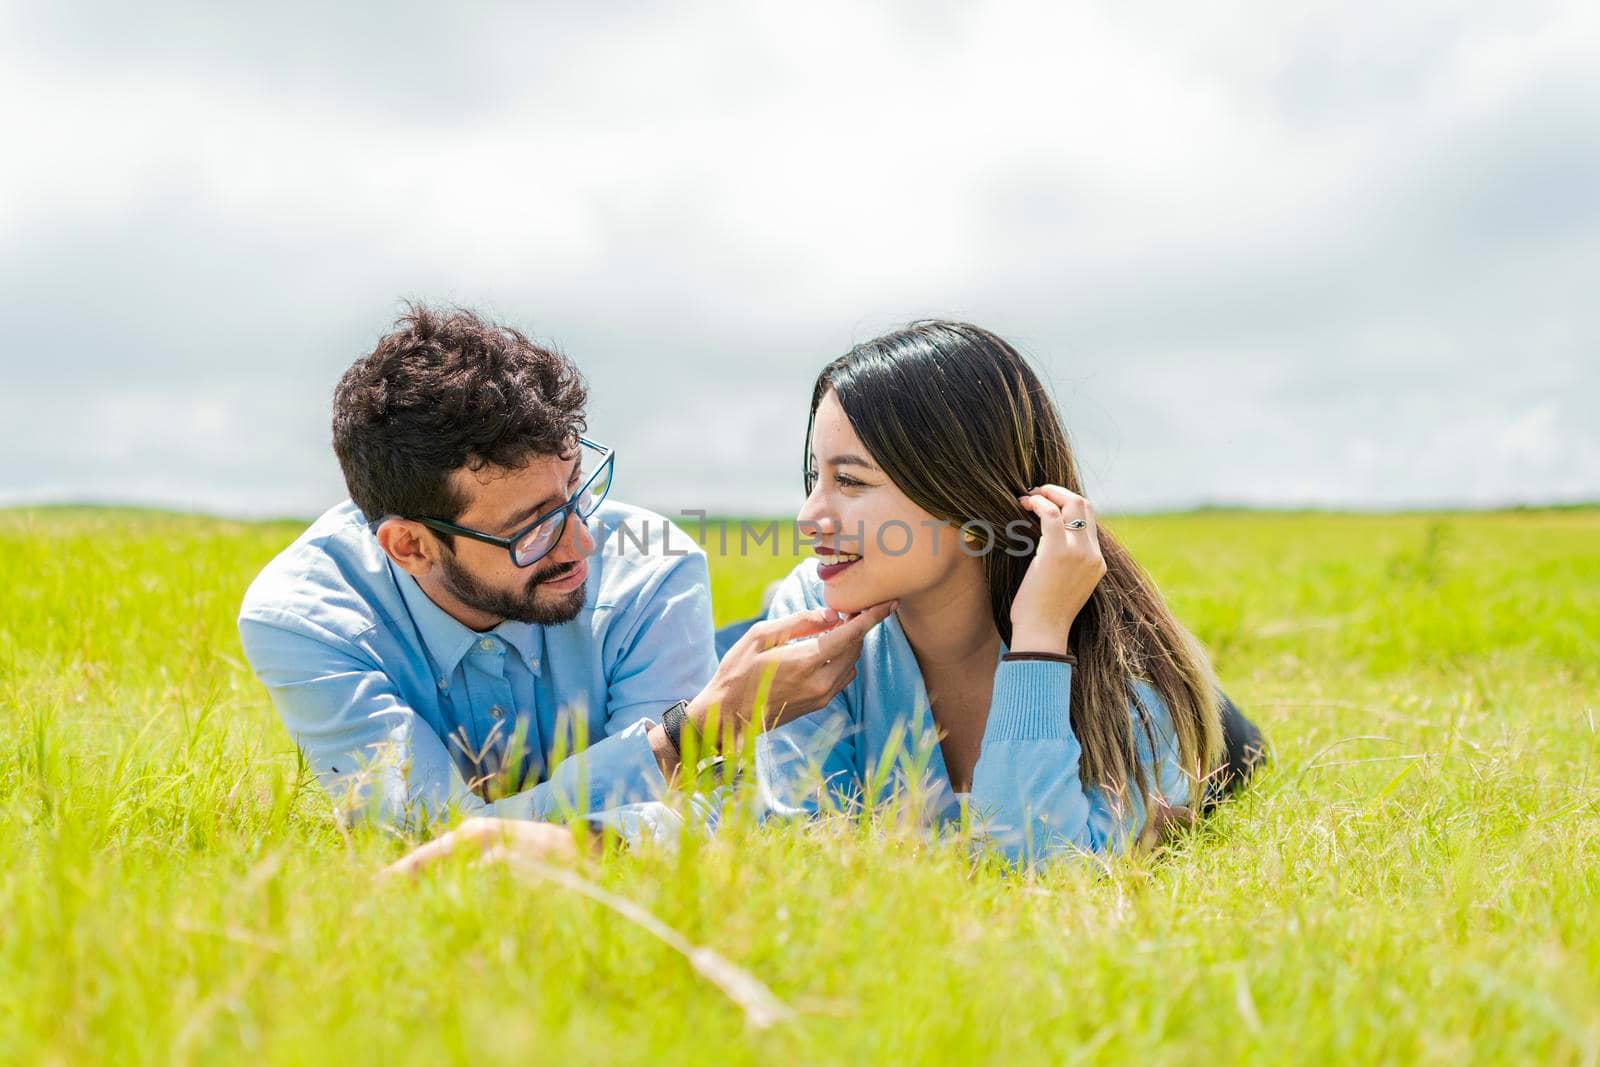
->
<box><xmin>489</xmin><ymin>705</ymin><xmax>505</xmax><ymax>719</ymax></box>
<box><xmin>478</xmin><ymin>638</ymin><xmax>495</xmax><ymax>652</ymax></box>
<box><xmin>437</xmin><ymin>678</ymin><xmax>448</xmax><ymax>690</ymax></box>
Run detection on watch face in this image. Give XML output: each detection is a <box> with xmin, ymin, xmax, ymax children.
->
<box><xmin>697</xmin><ymin>755</ymin><xmax>740</xmax><ymax>788</ymax></box>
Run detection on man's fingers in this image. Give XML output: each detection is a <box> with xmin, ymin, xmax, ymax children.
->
<box><xmin>815</xmin><ymin>600</ymin><xmax>897</xmax><ymax>660</ymax></box>
<box><xmin>376</xmin><ymin>825</ymin><xmax>478</xmax><ymax>881</ymax></box>
<box><xmin>756</xmin><ymin>606</ymin><xmax>848</xmax><ymax>648</ymax></box>
<box><xmin>378</xmin><ymin>820</ymin><xmax>582</xmax><ymax>882</ymax></box>
<box><xmin>473</xmin><ymin>843</ymin><xmax>514</xmax><ymax>868</ymax></box>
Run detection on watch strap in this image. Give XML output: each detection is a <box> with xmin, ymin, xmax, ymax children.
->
<box><xmin>661</xmin><ymin>699</ymin><xmax>691</xmax><ymax>757</ymax></box>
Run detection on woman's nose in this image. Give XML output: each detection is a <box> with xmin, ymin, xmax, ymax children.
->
<box><xmin>796</xmin><ymin>488</ymin><xmax>836</xmax><ymax>535</ymax></box>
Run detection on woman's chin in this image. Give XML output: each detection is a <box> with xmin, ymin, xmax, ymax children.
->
<box><xmin>822</xmin><ymin>582</ymin><xmax>886</xmax><ymax>616</ymax></box>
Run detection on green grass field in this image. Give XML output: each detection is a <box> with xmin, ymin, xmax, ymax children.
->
<box><xmin>2</xmin><ymin>506</ymin><xmax>1597</xmax><ymax>1064</ymax></box>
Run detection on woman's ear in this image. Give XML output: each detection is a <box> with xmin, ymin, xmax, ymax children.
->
<box><xmin>376</xmin><ymin>519</ymin><xmax>436</xmax><ymax>577</ymax></box>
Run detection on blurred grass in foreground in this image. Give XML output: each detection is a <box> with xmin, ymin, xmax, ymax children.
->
<box><xmin>1</xmin><ymin>506</ymin><xmax>1597</xmax><ymax>1064</ymax></box>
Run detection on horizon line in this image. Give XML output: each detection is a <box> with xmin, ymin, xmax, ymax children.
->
<box><xmin>4</xmin><ymin>495</ymin><xmax>1597</xmax><ymax>525</ymax></box>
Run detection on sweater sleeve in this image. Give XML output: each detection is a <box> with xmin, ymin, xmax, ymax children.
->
<box><xmin>969</xmin><ymin>661</ymin><xmax>1188</xmax><ymax>866</ymax></box>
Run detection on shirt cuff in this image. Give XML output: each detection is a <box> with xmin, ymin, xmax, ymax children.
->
<box><xmin>984</xmin><ymin>659</ymin><xmax>1074</xmax><ymax>741</ymax></box>
<box><xmin>531</xmin><ymin>719</ymin><xmax>668</xmax><ymax>818</ymax></box>
<box><xmin>587</xmin><ymin>719</ymin><xmax>670</xmax><ymax>807</ymax></box>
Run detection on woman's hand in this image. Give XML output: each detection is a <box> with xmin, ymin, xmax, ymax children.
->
<box><xmin>1138</xmin><ymin>801</ymin><xmax>1195</xmax><ymax>852</ymax></box>
<box><xmin>1009</xmin><ymin>485</ymin><xmax>1106</xmax><ymax>655</ymax></box>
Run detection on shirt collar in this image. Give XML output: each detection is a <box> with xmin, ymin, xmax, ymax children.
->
<box><xmin>493</xmin><ymin>618</ymin><xmax>541</xmax><ymax>668</ymax></box>
<box><xmin>395</xmin><ymin>567</ymin><xmax>543</xmax><ymax>678</ymax></box>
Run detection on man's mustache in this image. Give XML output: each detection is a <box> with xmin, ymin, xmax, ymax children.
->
<box><xmin>527</xmin><ymin>559</ymin><xmax>580</xmax><ymax>590</ymax></box>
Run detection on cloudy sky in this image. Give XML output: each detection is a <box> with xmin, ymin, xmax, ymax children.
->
<box><xmin>2</xmin><ymin>1</ymin><xmax>1596</xmax><ymax>518</ymax></box>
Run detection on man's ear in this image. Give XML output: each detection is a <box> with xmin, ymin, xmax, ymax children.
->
<box><xmin>375</xmin><ymin>519</ymin><xmax>437</xmax><ymax>577</ymax></box>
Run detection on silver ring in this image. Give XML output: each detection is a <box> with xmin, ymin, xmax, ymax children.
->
<box><xmin>1065</xmin><ymin>519</ymin><xmax>1088</xmax><ymax>530</ymax></box>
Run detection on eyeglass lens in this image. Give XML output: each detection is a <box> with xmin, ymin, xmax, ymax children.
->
<box><xmin>511</xmin><ymin>452</ymin><xmax>613</xmax><ymax>565</ymax></box>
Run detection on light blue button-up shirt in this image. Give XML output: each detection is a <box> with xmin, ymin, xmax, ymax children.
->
<box><xmin>755</xmin><ymin>560</ymin><xmax>1196</xmax><ymax>865</ymax></box>
<box><xmin>238</xmin><ymin>498</ymin><xmax>716</xmax><ymax>826</ymax></box>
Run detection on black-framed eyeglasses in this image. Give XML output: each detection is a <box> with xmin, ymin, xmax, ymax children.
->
<box><xmin>410</xmin><ymin>437</ymin><xmax>615</xmax><ymax>568</ymax></box>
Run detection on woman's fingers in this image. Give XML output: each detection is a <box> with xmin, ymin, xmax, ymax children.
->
<box><xmin>1027</xmin><ymin>483</ymin><xmax>1081</xmax><ymax>510</ymax></box>
<box><xmin>1023</xmin><ymin>485</ymin><xmax>1099</xmax><ymax>546</ymax></box>
<box><xmin>1030</xmin><ymin>484</ymin><xmax>1095</xmax><ymax>526</ymax></box>
<box><xmin>1138</xmin><ymin>802</ymin><xmax>1195</xmax><ymax>851</ymax></box>
<box><xmin>1018</xmin><ymin>493</ymin><xmax>1067</xmax><ymax>554</ymax></box>
<box><xmin>1020</xmin><ymin>492</ymin><xmax>1062</xmax><ymax>521</ymax></box>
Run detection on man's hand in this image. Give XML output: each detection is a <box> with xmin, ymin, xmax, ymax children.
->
<box><xmin>650</xmin><ymin>601</ymin><xmax>897</xmax><ymax>778</ymax></box>
<box><xmin>376</xmin><ymin>817</ymin><xmax>584</xmax><ymax>881</ymax></box>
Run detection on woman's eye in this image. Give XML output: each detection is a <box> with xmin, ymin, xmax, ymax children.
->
<box><xmin>834</xmin><ymin>473</ymin><xmax>863</xmax><ymax>488</ymax></box>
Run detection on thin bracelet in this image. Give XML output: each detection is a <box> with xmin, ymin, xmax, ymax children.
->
<box><xmin>1002</xmin><ymin>650</ymin><xmax>1078</xmax><ymax>665</ymax></box>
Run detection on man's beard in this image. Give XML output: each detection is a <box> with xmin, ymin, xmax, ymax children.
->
<box><xmin>437</xmin><ymin>551</ymin><xmax>587</xmax><ymax>626</ymax></box>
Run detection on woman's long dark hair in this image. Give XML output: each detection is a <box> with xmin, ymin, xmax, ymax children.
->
<box><xmin>808</xmin><ymin>321</ymin><xmax>1222</xmax><ymax>808</ymax></box>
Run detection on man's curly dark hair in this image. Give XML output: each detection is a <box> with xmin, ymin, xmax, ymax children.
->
<box><xmin>332</xmin><ymin>303</ymin><xmax>588</xmax><ymax>526</ymax></box>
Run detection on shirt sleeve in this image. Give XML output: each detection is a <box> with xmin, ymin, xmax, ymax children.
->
<box><xmin>970</xmin><ymin>661</ymin><xmax>1190</xmax><ymax>866</ymax></box>
<box><xmin>541</xmin><ymin>533</ymin><xmax>718</xmax><ymax>814</ymax></box>
<box><xmin>601</xmin><ymin>546</ymin><xmax>718</xmax><ymax>726</ymax></box>
<box><xmin>238</xmin><ymin>612</ymin><xmax>668</xmax><ymax>828</ymax></box>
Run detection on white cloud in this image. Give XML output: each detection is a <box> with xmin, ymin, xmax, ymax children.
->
<box><xmin>1</xmin><ymin>0</ymin><xmax>1597</xmax><ymax>517</ymax></box>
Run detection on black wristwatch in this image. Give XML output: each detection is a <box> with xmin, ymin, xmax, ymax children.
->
<box><xmin>661</xmin><ymin>699</ymin><xmax>691</xmax><ymax>757</ymax></box>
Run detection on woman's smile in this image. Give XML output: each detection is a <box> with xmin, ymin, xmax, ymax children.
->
<box><xmin>814</xmin><ymin>544</ymin><xmax>863</xmax><ymax>582</ymax></box>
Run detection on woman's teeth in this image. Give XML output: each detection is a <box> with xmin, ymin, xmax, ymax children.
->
<box><xmin>816</xmin><ymin>550</ymin><xmax>861</xmax><ymax>583</ymax></box>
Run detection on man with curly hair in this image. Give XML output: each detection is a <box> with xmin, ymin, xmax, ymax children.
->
<box><xmin>239</xmin><ymin>304</ymin><xmax>888</xmax><ymax>830</ymax></box>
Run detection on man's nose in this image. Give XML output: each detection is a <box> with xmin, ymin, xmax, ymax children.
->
<box><xmin>565</xmin><ymin>509</ymin><xmax>597</xmax><ymax>556</ymax></box>
<box><xmin>542</xmin><ymin>507</ymin><xmax>592</xmax><ymax>564</ymax></box>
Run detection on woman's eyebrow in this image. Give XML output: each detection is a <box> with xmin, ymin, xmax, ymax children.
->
<box><xmin>828</xmin><ymin>453</ymin><xmax>879</xmax><ymax>470</ymax></box>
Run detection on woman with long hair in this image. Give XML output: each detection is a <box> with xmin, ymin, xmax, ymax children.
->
<box><xmin>754</xmin><ymin>321</ymin><xmax>1264</xmax><ymax>863</ymax></box>
<box><xmin>383</xmin><ymin>320</ymin><xmax>1264</xmax><ymax>876</ymax></box>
